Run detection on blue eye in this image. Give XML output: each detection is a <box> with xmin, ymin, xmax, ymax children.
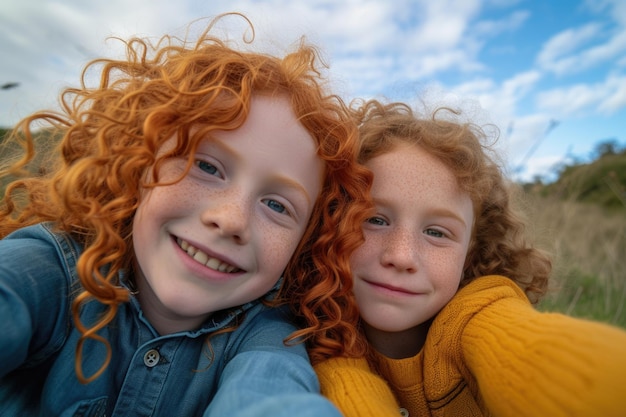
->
<box><xmin>264</xmin><ymin>199</ymin><xmax>287</xmax><ymax>214</ymax></box>
<box><xmin>366</xmin><ymin>216</ymin><xmax>387</xmax><ymax>226</ymax></box>
<box><xmin>425</xmin><ymin>228</ymin><xmax>444</xmax><ymax>238</ymax></box>
<box><xmin>196</xmin><ymin>160</ymin><xmax>220</xmax><ymax>176</ymax></box>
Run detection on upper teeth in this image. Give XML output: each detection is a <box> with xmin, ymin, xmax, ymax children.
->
<box><xmin>177</xmin><ymin>238</ymin><xmax>240</xmax><ymax>273</ymax></box>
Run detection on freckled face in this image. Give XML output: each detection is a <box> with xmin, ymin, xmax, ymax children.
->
<box><xmin>351</xmin><ymin>143</ymin><xmax>474</xmax><ymax>338</ymax></box>
<box><xmin>132</xmin><ymin>95</ymin><xmax>323</xmax><ymax>334</ymax></box>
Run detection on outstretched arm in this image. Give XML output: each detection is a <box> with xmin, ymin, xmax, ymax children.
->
<box><xmin>465</xmin><ymin>300</ymin><xmax>626</xmax><ymax>416</ymax></box>
<box><xmin>441</xmin><ymin>275</ymin><xmax>626</xmax><ymax>417</ymax></box>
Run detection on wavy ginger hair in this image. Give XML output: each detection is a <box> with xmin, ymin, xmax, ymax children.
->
<box><xmin>352</xmin><ymin>99</ymin><xmax>551</xmax><ymax>303</ymax></box>
<box><xmin>0</xmin><ymin>15</ymin><xmax>372</xmax><ymax>382</ymax></box>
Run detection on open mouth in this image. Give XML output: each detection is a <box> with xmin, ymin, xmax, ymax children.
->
<box><xmin>176</xmin><ymin>238</ymin><xmax>241</xmax><ymax>273</ymax></box>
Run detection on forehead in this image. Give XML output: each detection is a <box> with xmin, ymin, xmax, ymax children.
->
<box><xmin>214</xmin><ymin>94</ymin><xmax>323</xmax><ymax>192</ymax></box>
<box><xmin>370</xmin><ymin>141</ymin><xmax>452</xmax><ymax>175</ymax></box>
<box><xmin>367</xmin><ymin>143</ymin><xmax>467</xmax><ymax>201</ymax></box>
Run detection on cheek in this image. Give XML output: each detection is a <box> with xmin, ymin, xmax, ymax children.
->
<box><xmin>350</xmin><ymin>238</ymin><xmax>377</xmax><ymax>271</ymax></box>
<box><xmin>260</xmin><ymin>199</ymin><xmax>319</xmax><ymax>270</ymax></box>
<box><xmin>145</xmin><ymin>178</ymin><xmax>200</xmax><ymax>211</ymax></box>
<box><xmin>430</xmin><ymin>251</ymin><xmax>465</xmax><ymax>291</ymax></box>
<box><xmin>258</xmin><ymin>226</ymin><xmax>305</xmax><ymax>273</ymax></box>
<box><xmin>133</xmin><ymin>182</ymin><xmax>196</xmax><ymax>241</ymax></box>
<box><xmin>133</xmin><ymin>191</ymin><xmax>155</xmax><ymax>231</ymax></box>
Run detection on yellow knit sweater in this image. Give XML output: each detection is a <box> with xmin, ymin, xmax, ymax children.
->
<box><xmin>315</xmin><ymin>275</ymin><xmax>626</xmax><ymax>417</ymax></box>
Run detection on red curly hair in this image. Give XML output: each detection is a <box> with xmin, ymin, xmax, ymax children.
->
<box><xmin>352</xmin><ymin>99</ymin><xmax>551</xmax><ymax>303</ymax></box>
<box><xmin>0</xmin><ymin>15</ymin><xmax>372</xmax><ymax>382</ymax></box>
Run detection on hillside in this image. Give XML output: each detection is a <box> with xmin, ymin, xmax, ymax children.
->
<box><xmin>523</xmin><ymin>142</ymin><xmax>626</xmax><ymax>213</ymax></box>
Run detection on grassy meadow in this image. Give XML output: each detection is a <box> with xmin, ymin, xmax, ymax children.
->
<box><xmin>523</xmin><ymin>148</ymin><xmax>626</xmax><ymax>328</ymax></box>
<box><xmin>525</xmin><ymin>193</ymin><xmax>626</xmax><ymax>327</ymax></box>
<box><xmin>2</xmin><ymin>127</ymin><xmax>626</xmax><ymax>328</ymax></box>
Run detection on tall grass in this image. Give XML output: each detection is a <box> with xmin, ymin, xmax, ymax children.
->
<box><xmin>523</xmin><ymin>192</ymin><xmax>626</xmax><ymax>328</ymax></box>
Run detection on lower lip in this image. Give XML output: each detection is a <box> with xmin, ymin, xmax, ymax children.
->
<box><xmin>365</xmin><ymin>280</ymin><xmax>421</xmax><ymax>297</ymax></box>
<box><xmin>172</xmin><ymin>236</ymin><xmax>244</xmax><ymax>283</ymax></box>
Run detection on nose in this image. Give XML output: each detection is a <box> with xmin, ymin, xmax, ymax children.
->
<box><xmin>380</xmin><ymin>229</ymin><xmax>418</xmax><ymax>273</ymax></box>
<box><xmin>200</xmin><ymin>190</ymin><xmax>251</xmax><ymax>245</ymax></box>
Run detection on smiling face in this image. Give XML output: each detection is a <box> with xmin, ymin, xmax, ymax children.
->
<box><xmin>351</xmin><ymin>142</ymin><xmax>474</xmax><ymax>357</ymax></box>
<box><xmin>132</xmin><ymin>95</ymin><xmax>323</xmax><ymax>334</ymax></box>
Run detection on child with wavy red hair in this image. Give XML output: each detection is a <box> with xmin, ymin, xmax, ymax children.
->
<box><xmin>0</xmin><ymin>15</ymin><xmax>371</xmax><ymax>417</ymax></box>
<box><xmin>314</xmin><ymin>99</ymin><xmax>626</xmax><ymax>417</ymax></box>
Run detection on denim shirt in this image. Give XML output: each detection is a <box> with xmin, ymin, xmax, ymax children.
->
<box><xmin>0</xmin><ymin>223</ymin><xmax>340</xmax><ymax>417</ymax></box>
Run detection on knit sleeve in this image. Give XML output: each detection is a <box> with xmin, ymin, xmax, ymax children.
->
<box><xmin>314</xmin><ymin>356</ymin><xmax>401</xmax><ymax>417</ymax></box>
<box><xmin>460</xmin><ymin>277</ymin><xmax>626</xmax><ymax>417</ymax></box>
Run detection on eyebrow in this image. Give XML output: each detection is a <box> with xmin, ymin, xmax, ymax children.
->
<box><xmin>428</xmin><ymin>207</ymin><xmax>469</xmax><ymax>229</ymax></box>
<box><xmin>271</xmin><ymin>175</ymin><xmax>313</xmax><ymax>206</ymax></box>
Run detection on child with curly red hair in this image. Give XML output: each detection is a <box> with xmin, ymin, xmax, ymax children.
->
<box><xmin>0</xmin><ymin>15</ymin><xmax>371</xmax><ymax>417</ymax></box>
<box><xmin>315</xmin><ymin>99</ymin><xmax>626</xmax><ymax>417</ymax></box>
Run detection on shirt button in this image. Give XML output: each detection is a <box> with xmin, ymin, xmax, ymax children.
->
<box><xmin>399</xmin><ymin>407</ymin><xmax>409</xmax><ymax>417</ymax></box>
<box><xmin>143</xmin><ymin>349</ymin><xmax>160</xmax><ymax>367</ymax></box>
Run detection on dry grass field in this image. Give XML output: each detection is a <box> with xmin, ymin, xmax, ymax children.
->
<box><xmin>524</xmin><ymin>192</ymin><xmax>626</xmax><ymax>328</ymax></box>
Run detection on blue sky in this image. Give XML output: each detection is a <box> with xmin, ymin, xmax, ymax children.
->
<box><xmin>1</xmin><ymin>0</ymin><xmax>624</xmax><ymax>182</ymax></box>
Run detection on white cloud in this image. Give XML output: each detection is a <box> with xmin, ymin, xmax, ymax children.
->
<box><xmin>537</xmin><ymin>23</ymin><xmax>603</xmax><ymax>75</ymax></box>
<box><xmin>474</xmin><ymin>9</ymin><xmax>530</xmax><ymax>37</ymax></box>
<box><xmin>433</xmin><ymin>71</ymin><xmax>559</xmax><ymax>182</ymax></box>
<box><xmin>404</xmin><ymin>0</ymin><xmax>481</xmax><ymax>52</ymax></box>
<box><xmin>537</xmin><ymin>11</ymin><xmax>626</xmax><ymax>77</ymax></box>
<box><xmin>323</xmin><ymin>0</ymin><xmax>533</xmax><ymax>99</ymax></box>
<box><xmin>537</xmin><ymin>84</ymin><xmax>601</xmax><ymax>115</ymax></box>
<box><xmin>599</xmin><ymin>73</ymin><xmax>626</xmax><ymax>112</ymax></box>
<box><xmin>516</xmin><ymin>154</ymin><xmax>564</xmax><ymax>182</ymax></box>
<box><xmin>0</xmin><ymin>0</ymin><xmax>206</xmax><ymax>122</ymax></box>
<box><xmin>447</xmin><ymin>70</ymin><xmax>541</xmax><ymax>136</ymax></box>
<box><xmin>585</xmin><ymin>0</ymin><xmax>626</xmax><ymax>25</ymax></box>
<box><xmin>536</xmin><ymin>73</ymin><xmax>626</xmax><ymax>115</ymax></box>
<box><xmin>488</xmin><ymin>0</ymin><xmax>523</xmax><ymax>7</ymax></box>
<box><xmin>502</xmin><ymin>70</ymin><xmax>542</xmax><ymax>99</ymax></box>
<box><xmin>503</xmin><ymin>114</ymin><xmax>561</xmax><ymax>177</ymax></box>
<box><xmin>575</xmin><ymin>28</ymin><xmax>626</xmax><ymax>69</ymax></box>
